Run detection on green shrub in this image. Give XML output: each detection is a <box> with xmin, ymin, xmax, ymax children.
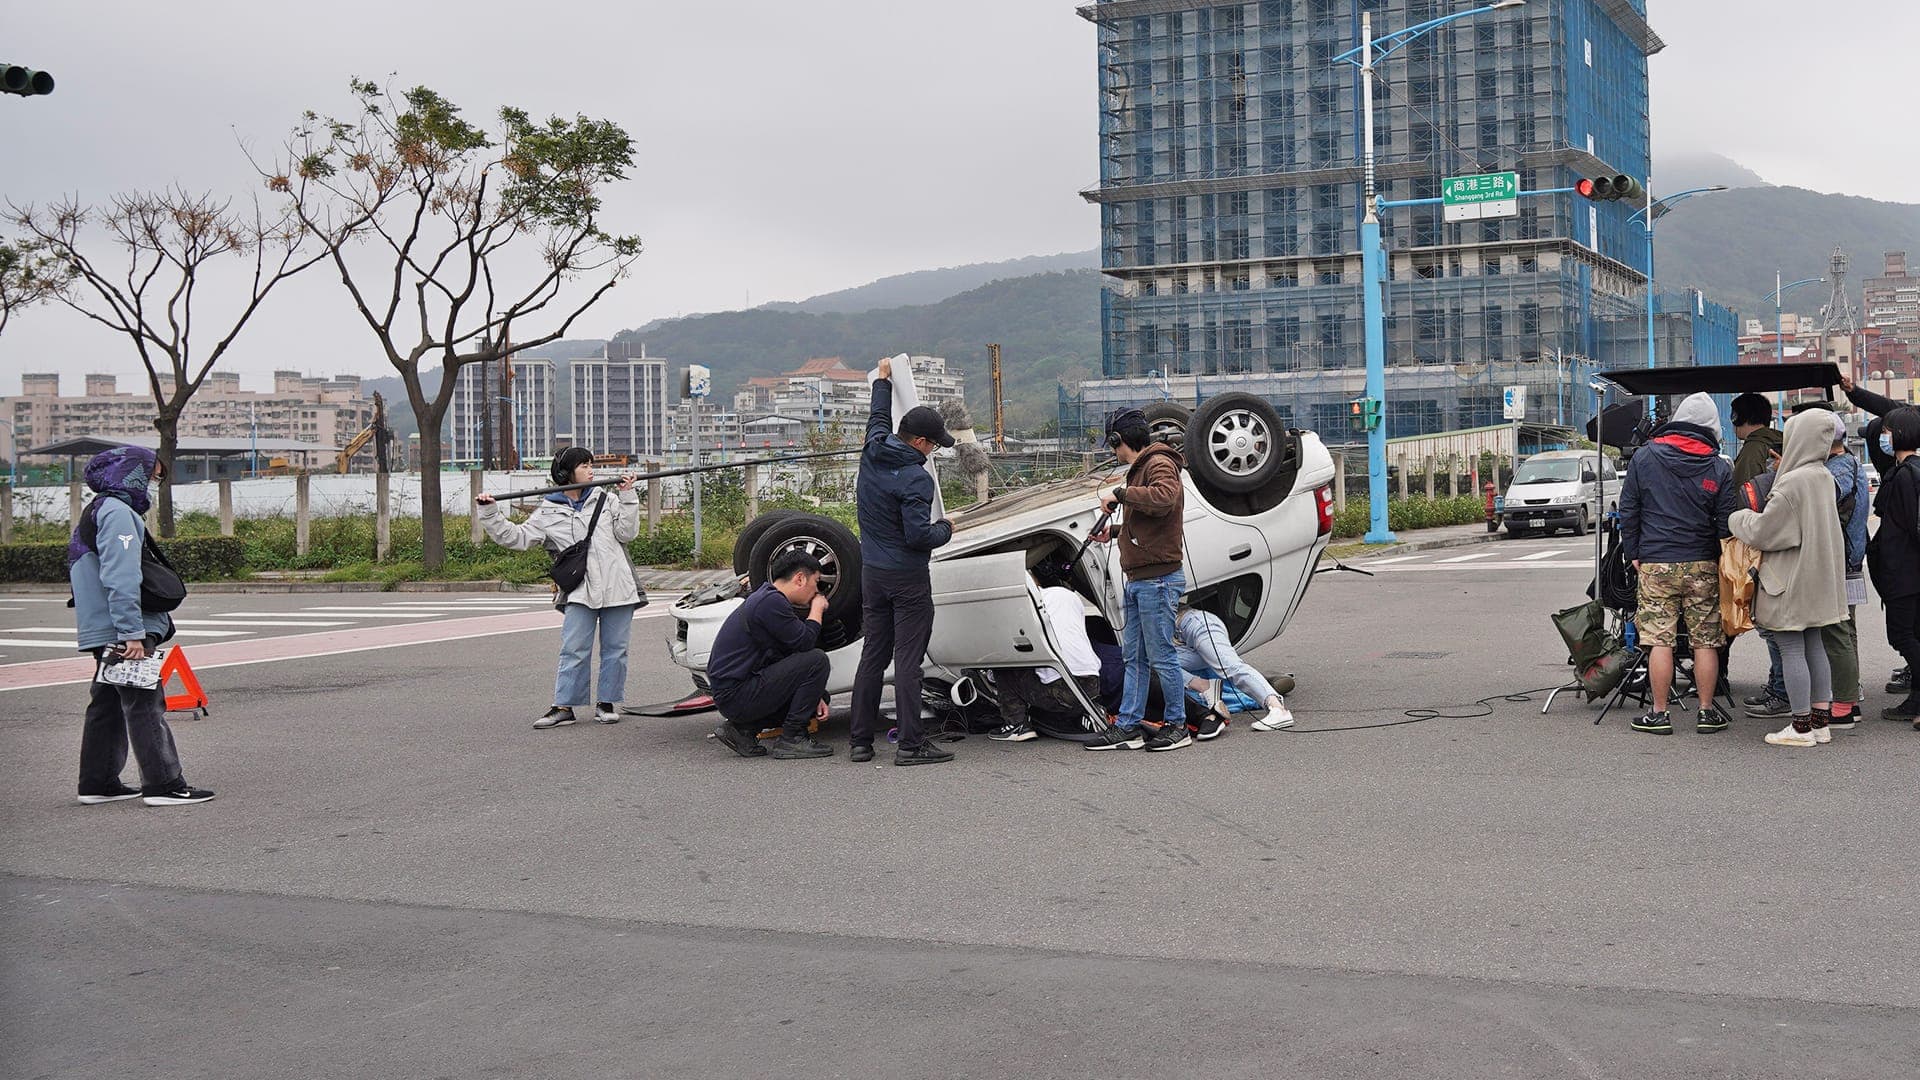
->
<box><xmin>1330</xmin><ymin>495</ymin><xmax>1487</xmax><ymax>540</ymax></box>
<box><xmin>0</xmin><ymin>536</ymin><xmax>246</xmax><ymax>582</ymax></box>
<box><xmin>0</xmin><ymin>541</ymin><xmax>69</xmax><ymax>583</ymax></box>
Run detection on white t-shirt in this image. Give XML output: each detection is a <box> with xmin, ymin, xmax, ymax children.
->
<box><xmin>1036</xmin><ymin>586</ymin><xmax>1102</xmax><ymax>683</ymax></box>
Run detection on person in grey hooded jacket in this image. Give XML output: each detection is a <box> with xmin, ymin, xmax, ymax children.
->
<box><xmin>477</xmin><ymin>447</ymin><xmax>644</xmax><ymax>729</ymax></box>
<box><xmin>1729</xmin><ymin>409</ymin><xmax>1850</xmax><ymax>747</ymax></box>
<box><xmin>68</xmin><ymin>446</ymin><xmax>214</xmax><ymax>806</ymax></box>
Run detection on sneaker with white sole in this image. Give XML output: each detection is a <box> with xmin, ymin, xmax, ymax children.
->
<box><xmin>1191</xmin><ymin>706</ymin><xmax>1229</xmax><ymax>741</ymax></box>
<box><xmin>1144</xmin><ymin>722</ymin><xmax>1192</xmax><ymax>752</ymax></box>
<box><xmin>143</xmin><ymin>785</ymin><xmax>216</xmax><ymax>806</ymax></box>
<box><xmin>533</xmin><ymin>706</ymin><xmax>577</xmax><ymax>729</ymax></box>
<box><xmin>1251</xmin><ymin>698</ymin><xmax>1295</xmax><ymax>731</ymax></box>
<box><xmin>78</xmin><ymin>783</ymin><xmax>141</xmax><ymax>805</ymax></box>
<box><xmin>594</xmin><ymin>702</ymin><xmax>621</xmax><ymax>725</ymax></box>
<box><xmin>988</xmin><ymin>722</ymin><xmax>1038</xmax><ymax>742</ymax></box>
<box><xmin>1084</xmin><ymin>726</ymin><xmax>1146</xmax><ymax>751</ymax></box>
<box><xmin>1763</xmin><ymin>723</ymin><xmax>1817</xmax><ymax>748</ymax></box>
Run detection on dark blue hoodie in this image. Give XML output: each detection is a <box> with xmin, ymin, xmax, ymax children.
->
<box><xmin>1619</xmin><ymin>421</ymin><xmax>1732</xmax><ymax>565</ymax></box>
<box><xmin>856</xmin><ymin>379</ymin><xmax>953</xmax><ymax>572</ymax></box>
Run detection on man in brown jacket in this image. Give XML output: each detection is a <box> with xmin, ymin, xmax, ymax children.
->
<box><xmin>1085</xmin><ymin>408</ymin><xmax>1193</xmax><ymax>752</ymax></box>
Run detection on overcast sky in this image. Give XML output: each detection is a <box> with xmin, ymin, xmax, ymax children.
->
<box><xmin>3</xmin><ymin>0</ymin><xmax>1914</xmax><ymax>394</ymax></box>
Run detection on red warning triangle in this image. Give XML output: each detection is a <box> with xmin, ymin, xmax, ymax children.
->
<box><xmin>160</xmin><ymin>647</ymin><xmax>209</xmax><ymax>717</ymax></box>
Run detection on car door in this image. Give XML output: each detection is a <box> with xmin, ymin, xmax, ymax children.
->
<box><xmin>925</xmin><ymin>551</ymin><xmax>1063</xmax><ymax>669</ymax></box>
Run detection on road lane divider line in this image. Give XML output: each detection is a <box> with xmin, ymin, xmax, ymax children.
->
<box><xmin>0</xmin><ymin>607</ymin><xmax>673</xmax><ymax>692</ymax></box>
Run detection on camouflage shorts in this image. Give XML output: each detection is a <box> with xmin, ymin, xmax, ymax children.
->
<box><xmin>1635</xmin><ymin>561</ymin><xmax>1725</xmax><ymax>649</ymax></box>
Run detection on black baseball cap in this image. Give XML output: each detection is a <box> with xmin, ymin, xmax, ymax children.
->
<box><xmin>900</xmin><ymin>405</ymin><xmax>955</xmax><ymax>448</ymax></box>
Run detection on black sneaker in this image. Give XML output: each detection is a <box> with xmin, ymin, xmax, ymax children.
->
<box><xmin>1192</xmin><ymin>707</ymin><xmax>1229</xmax><ymax>741</ymax></box>
<box><xmin>1741</xmin><ymin>690</ymin><xmax>1775</xmax><ymax>707</ymax></box>
<box><xmin>1145</xmin><ymin>721</ymin><xmax>1193</xmax><ymax>752</ymax></box>
<box><xmin>770</xmin><ymin>734</ymin><xmax>834</xmax><ymax>760</ymax></box>
<box><xmin>1696</xmin><ymin>707</ymin><xmax>1730</xmax><ymax>734</ymax></box>
<box><xmin>594</xmin><ymin>702</ymin><xmax>621</xmax><ymax>725</ymax></box>
<box><xmin>895</xmin><ymin>743</ymin><xmax>956</xmax><ymax>766</ymax></box>
<box><xmin>714</xmin><ymin>722</ymin><xmax>768</xmax><ymax>758</ymax></box>
<box><xmin>78</xmin><ymin>783</ymin><xmax>141</xmax><ymax>805</ymax></box>
<box><xmin>143</xmin><ymin>785</ymin><xmax>216</xmax><ymax>806</ymax></box>
<box><xmin>1743</xmin><ymin>695</ymin><xmax>1791</xmax><ymax>719</ymax></box>
<box><xmin>1889</xmin><ymin>667</ymin><xmax>1911</xmax><ymax>695</ymax></box>
<box><xmin>533</xmin><ymin>706</ymin><xmax>577</xmax><ymax>730</ymax></box>
<box><xmin>1826</xmin><ymin>713</ymin><xmax>1860</xmax><ymax>731</ymax></box>
<box><xmin>989</xmin><ymin>721</ymin><xmax>1038</xmax><ymax>742</ymax></box>
<box><xmin>849</xmin><ymin>744</ymin><xmax>875</xmax><ymax>763</ymax></box>
<box><xmin>1084</xmin><ymin>726</ymin><xmax>1146</xmax><ymax>751</ymax></box>
<box><xmin>1884</xmin><ymin>700</ymin><xmax>1920</xmax><ymax>723</ymax></box>
<box><xmin>1631</xmin><ymin>710</ymin><xmax>1673</xmax><ymax>735</ymax></box>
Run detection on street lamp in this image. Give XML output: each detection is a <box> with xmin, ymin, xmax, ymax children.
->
<box><xmin>1766</xmin><ymin>273</ymin><xmax>1825</xmax><ymax>414</ymax></box>
<box><xmin>1629</xmin><ymin>186</ymin><xmax>1728</xmax><ymax>374</ymax></box>
<box><xmin>1336</xmin><ymin>0</ymin><xmax>1526</xmax><ymax>544</ymax></box>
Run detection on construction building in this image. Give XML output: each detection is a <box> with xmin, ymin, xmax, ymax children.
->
<box><xmin>5</xmin><ymin>371</ymin><xmax>377</xmax><ymax>470</ymax></box>
<box><xmin>1864</xmin><ymin>251</ymin><xmax>1920</xmax><ymax>372</ymax></box>
<box><xmin>447</xmin><ymin>357</ymin><xmax>556</xmax><ymax>467</ymax></box>
<box><xmin>1065</xmin><ymin>0</ymin><xmax>1733</xmax><ymax>442</ymax></box>
<box><xmin>569</xmin><ymin>341</ymin><xmax>669</xmax><ymax>462</ymax></box>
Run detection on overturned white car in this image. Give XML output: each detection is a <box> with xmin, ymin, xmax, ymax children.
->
<box><xmin>666</xmin><ymin>393</ymin><xmax>1336</xmax><ymax>734</ymax></box>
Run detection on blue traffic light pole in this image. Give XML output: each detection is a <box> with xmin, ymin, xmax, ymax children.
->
<box><xmin>1337</xmin><ymin>1</ymin><xmax>1526</xmax><ymax>545</ymax></box>
<box><xmin>1628</xmin><ymin>186</ymin><xmax>1729</xmax><ymax>414</ymax></box>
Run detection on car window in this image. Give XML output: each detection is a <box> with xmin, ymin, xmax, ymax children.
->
<box><xmin>1512</xmin><ymin>459</ymin><xmax>1581</xmax><ymax>484</ymax></box>
<box><xmin>1601</xmin><ymin>460</ymin><xmax>1618</xmax><ymax>480</ymax></box>
<box><xmin>1196</xmin><ymin>573</ymin><xmax>1263</xmax><ymax>644</ymax></box>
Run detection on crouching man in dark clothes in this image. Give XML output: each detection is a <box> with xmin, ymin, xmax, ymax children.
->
<box><xmin>705</xmin><ymin>551</ymin><xmax>835</xmax><ymax>760</ymax></box>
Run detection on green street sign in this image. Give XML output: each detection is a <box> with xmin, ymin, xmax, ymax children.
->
<box><xmin>1442</xmin><ymin>172</ymin><xmax>1519</xmax><ymax>222</ymax></box>
<box><xmin>1442</xmin><ymin>172</ymin><xmax>1519</xmax><ymax>205</ymax></box>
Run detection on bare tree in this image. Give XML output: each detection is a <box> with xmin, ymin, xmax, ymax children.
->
<box><xmin>0</xmin><ymin>236</ymin><xmax>70</xmax><ymax>336</ymax></box>
<box><xmin>261</xmin><ymin>79</ymin><xmax>641</xmax><ymax>570</ymax></box>
<box><xmin>6</xmin><ymin>190</ymin><xmax>321</xmax><ymax>534</ymax></box>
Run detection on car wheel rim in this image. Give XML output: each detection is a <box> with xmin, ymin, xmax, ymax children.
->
<box><xmin>1206</xmin><ymin>409</ymin><xmax>1271</xmax><ymax>477</ymax></box>
<box><xmin>1149</xmin><ymin>418</ymin><xmax>1186</xmax><ymax>447</ymax></box>
<box><xmin>771</xmin><ymin>537</ymin><xmax>839</xmax><ymax>597</ymax></box>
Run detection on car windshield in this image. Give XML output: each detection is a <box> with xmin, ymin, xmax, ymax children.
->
<box><xmin>1512</xmin><ymin>459</ymin><xmax>1584</xmax><ymax>484</ymax></box>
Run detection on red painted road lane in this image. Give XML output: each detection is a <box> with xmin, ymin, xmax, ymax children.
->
<box><xmin>0</xmin><ymin>608</ymin><xmax>574</xmax><ymax>693</ymax></box>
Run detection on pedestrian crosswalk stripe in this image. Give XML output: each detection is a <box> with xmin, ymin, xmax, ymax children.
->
<box><xmin>1516</xmin><ymin>549</ymin><xmax>1569</xmax><ymax>561</ymax></box>
<box><xmin>0</xmin><ymin>638</ymin><xmax>82</xmax><ymax>649</ymax></box>
<box><xmin>174</xmin><ymin>618</ymin><xmax>350</xmax><ymax>628</ymax></box>
<box><xmin>1438</xmin><ymin>551</ymin><xmax>1501</xmax><ymax>563</ymax></box>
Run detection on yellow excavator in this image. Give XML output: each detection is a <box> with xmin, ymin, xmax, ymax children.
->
<box><xmin>335</xmin><ymin>393</ymin><xmax>390</xmax><ymax>474</ymax></box>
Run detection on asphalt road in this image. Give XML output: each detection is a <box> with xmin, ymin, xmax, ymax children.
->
<box><xmin>4</xmin><ymin>535</ymin><xmax>1915</xmax><ymax>1079</ymax></box>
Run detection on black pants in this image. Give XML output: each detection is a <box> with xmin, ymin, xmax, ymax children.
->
<box><xmin>713</xmin><ymin>650</ymin><xmax>832</xmax><ymax>738</ymax></box>
<box><xmin>995</xmin><ymin>669</ymin><xmax>1103</xmax><ymax>726</ymax></box>
<box><xmin>79</xmin><ymin>662</ymin><xmax>185</xmax><ymax>796</ymax></box>
<box><xmin>1887</xmin><ymin>593</ymin><xmax>1920</xmax><ymax>708</ymax></box>
<box><xmin>850</xmin><ymin>566</ymin><xmax>935</xmax><ymax>750</ymax></box>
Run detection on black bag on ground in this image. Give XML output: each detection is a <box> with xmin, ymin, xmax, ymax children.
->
<box><xmin>548</xmin><ymin>493</ymin><xmax>608</xmax><ymax>595</ymax></box>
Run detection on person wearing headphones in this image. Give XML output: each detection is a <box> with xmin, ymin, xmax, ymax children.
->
<box><xmin>476</xmin><ymin>448</ymin><xmax>644</xmax><ymax>729</ymax></box>
<box><xmin>1086</xmin><ymin>408</ymin><xmax>1192</xmax><ymax>752</ymax></box>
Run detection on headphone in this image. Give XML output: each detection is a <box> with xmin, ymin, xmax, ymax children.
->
<box><xmin>1106</xmin><ymin>408</ymin><xmax>1147</xmax><ymax>450</ymax></box>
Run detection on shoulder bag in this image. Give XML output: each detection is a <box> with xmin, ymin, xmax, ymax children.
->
<box><xmin>548</xmin><ymin>493</ymin><xmax>608</xmax><ymax>595</ymax></box>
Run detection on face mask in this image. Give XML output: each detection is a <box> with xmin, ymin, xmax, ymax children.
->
<box><xmin>1881</xmin><ymin>432</ymin><xmax>1896</xmax><ymax>457</ymax></box>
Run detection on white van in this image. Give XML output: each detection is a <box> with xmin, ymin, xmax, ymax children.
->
<box><xmin>1497</xmin><ymin>449</ymin><xmax>1621</xmax><ymax>537</ymax></box>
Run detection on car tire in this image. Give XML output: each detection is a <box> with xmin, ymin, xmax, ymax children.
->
<box><xmin>732</xmin><ymin>509</ymin><xmax>805</xmax><ymax>576</ymax></box>
<box><xmin>1187</xmin><ymin>392</ymin><xmax>1287</xmax><ymax>497</ymax></box>
<box><xmin>746</xmin><ymin>513</ymin><xmax>863</xmax><ymax>625</ymax></box>
<box><xmin>1141</xmin><ymin>401</ymin><xmax>1192</xmax><ymax>449</ymax></box>
<box><xmin>1571</xmin><ymin>508</ymin><xmax>1589</xmax><ymax>537</ymax></box>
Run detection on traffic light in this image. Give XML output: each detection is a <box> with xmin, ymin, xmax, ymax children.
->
<box><xmin>1349</xmin><ymin>397</ymin><xmax>1382</xmax><ymax>433</ymax></box>
<box><xmin>2</xmin><ymin>63</ymin><xmax>55</xmax><ymax>96</ymax></box>
<box><xmin>1576</xmin><ymin>174</ymin><xmax>1645</xmax><ymax>203</ymax></box>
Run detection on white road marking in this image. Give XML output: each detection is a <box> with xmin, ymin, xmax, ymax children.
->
<box><xmin>0</xmin><ymin>639</ymin><xmax>84</xmax><ymax>649</ymax></box>
<box><xmin>0</xmin><ymin>598</ymin><xmax>71</xmax><ymax>604</ymax></box>
<box><xmin>1516</xmin><ymin>549</ymin><xmax>1570</xmax><ymax>561</ymax></box>
<box><xmin>1363</xmin><ymin>556</ymin><xmax>1427</xmax><ymax>565</ymax></box>
<box><xmin>295</xmin><ymin>609</ymin><xmax>443</xmax><ymax>618</ymax></box>
<box><xmin>1363</xmin><ymin>561</ymin><xmax>1592</xmax><ymax>573</ymax></box>
<box><xmin>1439</xmin><ymin>551</ymin><xmax>1501</xmax><ymax>563</ymax></box>
<box><xmin>172</xmin><ymin>618</ymin><xmax>351</xmax><ymax>628</ymax></box>
<box><xmin>10</xmin><ymin>626</ymin><xmax>253</xmax><ymax>638</ymax></box>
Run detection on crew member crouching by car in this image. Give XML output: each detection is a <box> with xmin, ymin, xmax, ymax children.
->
<box><xmin>704</xmin><ymin>551</ymin><xmax>835</xmax><ymax>760</ymax></box>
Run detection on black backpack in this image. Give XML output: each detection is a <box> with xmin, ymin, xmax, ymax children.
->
<box><xmin>70</xmin><ymin>498</ymin><xmax>187</xmax><ymax>614</ymax></box>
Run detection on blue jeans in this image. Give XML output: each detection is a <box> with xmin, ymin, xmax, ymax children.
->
<box><xmin>1761</xmin><ymin>629</ymin><xmax>1785</xmax><ymax>700</ymax></box>
<box><xmin>1119</xmin><ymin>570</ymin><xmax>1186</xmax><ymax>728</ymax></box>
<box><xmin>1176</xmin><ymin>608</ymin><xmax>1280</xmax><ymax>705</ymax></box>
<box><xmin>555</xmin><ymin>603</ymin><xmax>635</xmax><ymax>707</ymax></box>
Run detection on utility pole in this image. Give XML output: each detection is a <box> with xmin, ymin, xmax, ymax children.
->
<box><xmin>500</xmin><ymin>343</ymin><xmax>519</xmax><ymax>470</ymax></box>
<box><xmin>988</xmin><ymin>343</ymin><xmax>1005</xmax><ymax>451</ymax></box>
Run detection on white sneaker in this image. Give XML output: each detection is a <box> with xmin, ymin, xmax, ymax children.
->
<box><xmin>1812</xmin><ymin>725</ymin><xmax>1832</xmax><ymax>745</ymax></box>
<box><xmin>1764</xmin><ymin>723</ymin><xmax>1817</xmax><ymax>748</ymax></box>
<box><xmin>595</xmin><ymin>702</ymin><xmax>621</xmax><ymax>725</ymax></box>
<box><xmin>1251</xmin><ymin>698</ymin><xmax>1295</xmax><ymax>731</ymax></box>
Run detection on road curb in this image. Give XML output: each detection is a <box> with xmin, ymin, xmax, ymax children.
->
<box><xmin>1345</xmin><ymin>527</ymin><xmax>1507</xmax><ymax>562</ymax></box>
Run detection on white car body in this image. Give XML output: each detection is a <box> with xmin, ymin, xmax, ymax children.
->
<box><xmin>1498</xmin><ymin>449</ymin><xmax>1622</xmax><ymax>536</ymax></box>
<box><xmin>668</xmin><ymin>432</ymin><xmax>1338</xmax><ymax>719</ymax></box>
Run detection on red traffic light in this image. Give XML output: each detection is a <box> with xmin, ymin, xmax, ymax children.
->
<box><xmin>1576</xmin><ymin>178</ymin><xmax>1596</xmax><ymax>199</ymax></box>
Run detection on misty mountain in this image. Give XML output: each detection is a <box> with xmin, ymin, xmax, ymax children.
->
<box><xmin>760</xmin><ymin>251</ymin><xmax>1099</xmax><ymax>315</ymax></box>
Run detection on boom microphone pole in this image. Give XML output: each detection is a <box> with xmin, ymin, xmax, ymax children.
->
<box><xmin>478</xmin><ymin>447</ymin><xmax>864</xmax><ymax>503</ymax></box>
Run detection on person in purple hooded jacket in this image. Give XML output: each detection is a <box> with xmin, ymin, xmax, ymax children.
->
<box><xmin>67</xmin><ymin>446</ymin><xmax>214</xmax><ymax>806</ymax></box>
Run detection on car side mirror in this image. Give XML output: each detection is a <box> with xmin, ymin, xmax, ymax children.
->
<box><xmin>1581</xmin><ymin>471</ymin><xmax>1597</xmax><ymax>483</ymax></box>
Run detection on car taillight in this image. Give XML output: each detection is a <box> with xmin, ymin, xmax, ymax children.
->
<box><xmin>1314</xmin><ymin>485</ymin><xmax>1334</xmax><ymax>536</ymax></box>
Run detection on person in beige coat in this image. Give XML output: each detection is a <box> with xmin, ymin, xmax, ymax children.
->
<box><xmin>1728</xmin><ymin>409</ymin><xmax>1849</xmax><ymax>747</ymax></box>
<box><xmin>476</xmin><ymin>447</ymin><xmax>645</xmax><ymax>729</ymax></box>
